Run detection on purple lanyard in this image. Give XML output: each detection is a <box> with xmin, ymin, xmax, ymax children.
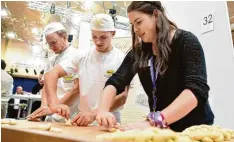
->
<box><xmin>149</xmin><ymin>56</ymin><xmax>159</xmax><ymax>111</ymax></box>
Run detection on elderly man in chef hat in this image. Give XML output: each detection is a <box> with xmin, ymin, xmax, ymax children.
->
<box><xmin>43</xmin><ymin>14</ymin><xmax>130</xmax><ymax>126</ymax></box>
<box><xmin>27</xmin><ymin>22</ymin><xmax>80</xmax><ymax>123</ymax></box>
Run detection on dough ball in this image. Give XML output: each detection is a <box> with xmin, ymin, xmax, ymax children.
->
<box><xmin>1</xmin><ymin>118</ymin><xmax>10</xmax><ymax>124</ymax></box>
<box><xmin>9</xmin><ymin>119</ymin><xmax>17</xmax><ymax>125</ymax></box>
<box><xmin>30</xmin><ymin>123</ymin><xmax>52</xmax><ymax>131</ymax></box>
<box><xmin>49</xmin><ymin>127</ymin><xmax>62</xmax><ymax>133</ymax></box>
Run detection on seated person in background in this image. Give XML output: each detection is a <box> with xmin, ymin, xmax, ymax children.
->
<box><xmin>1</xmin><ymin>59</ymin><xmax>14</xmax><ymax>118</ymax></box>
<box><xmin>8</xmin><ymin>86</ymin><xmax>28</xmax><ymax>119</ymax></box>
<box><xmin>31</xmin><ymin>70</ymin><xmax>44</xmax><ymax>113</ymax></box>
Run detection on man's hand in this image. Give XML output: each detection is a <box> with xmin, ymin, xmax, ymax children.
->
<box><xmin>50</xmin><ymin>103</ymin><xmax>70</xmax><ymax>119</ymax></box>
<box><xmin>72</xmin><ymin>111</ymin><xmax>96</xmax><ymax>126</ymax></box>
<box><xmin>27</xmin><ymin>106</ymin><xmax>52</xmax><ymax>121</ymax></box>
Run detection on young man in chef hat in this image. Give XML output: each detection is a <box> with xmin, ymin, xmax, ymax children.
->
<box><xmin>27</xmin><ymin>22</ymin><xmax>80</xmax><ymax>122</ymax></box>
<box><xmin>43</xmin><ymin>14</ymin><xmax>129</xmax><ymax>126</ymax></box>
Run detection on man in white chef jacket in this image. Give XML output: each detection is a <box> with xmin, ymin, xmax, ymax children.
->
<box><xmin>27</xmin><ymin>22</ymin><xmax>80</xmax><ymax>122</ymax></box>
<box><xmin>43</xmin><ymin>14</ymin><xmax>129</xmax><ymax>126</ymax></box>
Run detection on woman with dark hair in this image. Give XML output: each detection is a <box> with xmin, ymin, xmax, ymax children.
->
<box><xmin>95</xmin><ymin>1</ymin><xmax>214</xmax><ymax>132</ymax></box>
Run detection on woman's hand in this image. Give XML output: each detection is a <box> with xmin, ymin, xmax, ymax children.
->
<box><xmin>96</xmin><ymin>111</ymin><xmax>117</xmax><ymax>129</ymax></box>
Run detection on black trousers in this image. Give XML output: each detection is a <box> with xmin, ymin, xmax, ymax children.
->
<box><xmin>31</xmin><ymin>101</ymin><xmax>41</xmax><ymax>113</ymax></box>
<box><xmin>7</xmin><ymin>109</ymin><xmax>19</xmax><ymax>119</ymax></box>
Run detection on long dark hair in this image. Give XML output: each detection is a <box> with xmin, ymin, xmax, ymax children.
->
<box><xmin>128</xmin><ymin>1</ymin><xmax>177</xmax><ymax>75</ymax></box>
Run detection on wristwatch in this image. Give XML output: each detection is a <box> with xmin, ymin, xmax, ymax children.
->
<box><xmin>147</xmin><ymin>111</ymin><xmax>168</xmax><ymax>128</ymax></box>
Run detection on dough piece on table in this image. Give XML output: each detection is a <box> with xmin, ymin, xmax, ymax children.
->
<box><xmin>178</xmin><ymin>136</ymin><xmax>200</xmax><ymax>142</ymax></box>
<box><xmin>108</xmin><ymin>128</ymin><xmax>117</xmax><ymax>133</ymax></box>
<box><xmin>111</xmin><ymin>129</ymin><xmax>138</xmax><ymax>142</ymax></box>
<box><xmin>212</xmin><ymin>126</ymin><xmax>234</xmax><ymax>141</ymax></box>
<box><xmin>29</xmin><ymin>123</ymin><xmax>63</xmax><ymax>133</ymax></box>
<box><xmin>30</xmin><ymin>123</ymin><xmax>52</xmax><ymax>131</ymax></box>
<box><xmin>49</xmin><ymin>127</ymin><xmax>62</xmax><ymax>133</ymax></box>
<box><xmin>108</xmin><ymin>123</ymin><xmax>121</xmax><ymax>133</ymax></box>
<box><xmin>97</xmin><ymin>127</ymin><xmax>179</xmax><ymax>142</ymax></box>
<box><xmin>65</xmin><ymin>118</ymin><xmax>72</xmax><ymax>126</ymax></box>
<box><xmin>1</xmin><ymin>118</ymin><xmax>10</xmax><ymax>124</ymax></box>
<box><xmin>201</xmin><ymin>137</ymin><xmax>213</xmax><ymax>142</ymax></box>
<box><xmin>1</xmin><ymin>119</ymin><xmax>17</xmax><ymax>125</ymax></box>
<box><xmin>156</xmin><ymin>129</ymin><xmax>178</xmax><ymax>142</ymax></box>
<box><xmin>225</xmin><ymin>128</ymin><xmax>234</xmax><ymax>139</ymax></box>
<box><xmin>133</xmin><ymin>130</ymin><xmax>155</xmax><ymax>142</ymax></box>
<box><xmin>9</xmin><ymin>119</ymin><xmax>17</xmax><ymax>125</ymax></box>
<box><xmin>181</xmin><ymin>125</ymin><xmax>234</xmax><ymax>142</ymax></box>
<box><xmin>97</xmin><ymin>129</ymin><xmax>137</xmax><ymax>141</ymax></box>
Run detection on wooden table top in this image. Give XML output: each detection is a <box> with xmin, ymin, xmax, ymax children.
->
<box><xmin>2</xmin><ymin>120</ymin><xmax>234</xmax><ymax>142</ymax></box>
<box><xmin>1</xmin><ymin>120</ymin><xmax>109</xmax><ymax>142</ymax></box>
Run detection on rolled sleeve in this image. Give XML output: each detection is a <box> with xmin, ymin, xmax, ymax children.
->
<box><xmin>42</xmin><ymin>57</ymin><xmax>53</xmax><ymax>81</ymax></box>
<box><xmin>59</xmin><ymin>51</ymin><xmax>85</xmax><ymax>76</ymax></box>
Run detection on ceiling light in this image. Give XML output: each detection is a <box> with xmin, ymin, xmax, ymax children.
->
<box><xmin>1</xmin><ymin>9</ymin><xmax>8</xmax><ymax>17</ymax></box>
<box><xmin>83</xmin><ymin>0</ymin><xmax>93</xmax><ymax>10</ymax></box>
<box><xmin>66</xmin><ymin>1</ymin><xmax>71</xmax><ymax>8</ymax></box>
<box><xmin>6</xmin><ymin>32</ymin><xmax>16</xmax><ymax>39</ymax></box>
<box><xmin>72</xmin><ymin>14</ymin><xmax>81</xmax><ymax>25</ymax></box>
<box><xmin>31</xmin><ymin>45</ymin><xmax>42</xmax><ymax>54</ymax></box>
<box><xmin>50</xmin><ymin>3</ymin><xmax>56</xmax><ymax>14</ymax></box>
<box><xmin>32</xmin><ymin>28</ymin><xmax>39</xmax><ymax>35</ymax></box>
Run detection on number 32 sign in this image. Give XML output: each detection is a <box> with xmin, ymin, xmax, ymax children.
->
<box><xmin>201</xmin><ymin>12</ymin><xmax>214</xmax><ymax>34</ymax></box>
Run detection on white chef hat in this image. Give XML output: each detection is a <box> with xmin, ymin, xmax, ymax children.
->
<box><xmin>90</xmin><ymin>14</ymin><xmax>115</xmax><ymax>31</ymax></box>
<box><xmin>44</xmin><ymin>22</ymin><xmax>66</xmax><ymax>36</ymax></box>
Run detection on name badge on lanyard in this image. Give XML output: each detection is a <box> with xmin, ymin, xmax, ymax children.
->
<box><xmin>149</xmin><ymin>56</ymin><xmax>160</xmax><ymax>112</ymax></box>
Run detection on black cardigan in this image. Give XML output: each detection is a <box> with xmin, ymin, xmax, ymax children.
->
<box><xmin>105</xmin><ymin>29</ymin><xmax>214</xmax><ymax>132</ymax></box>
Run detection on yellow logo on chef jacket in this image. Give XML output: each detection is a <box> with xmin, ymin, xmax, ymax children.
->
<box><xmin>105</xmin><ymin>70</ymin><xmax>115</xmax><ymax>78</ymax></box>
<box><xmin>63</xmin><ymin>74</ymin><xmax>75</xmax><ymax>83</ymax></box>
